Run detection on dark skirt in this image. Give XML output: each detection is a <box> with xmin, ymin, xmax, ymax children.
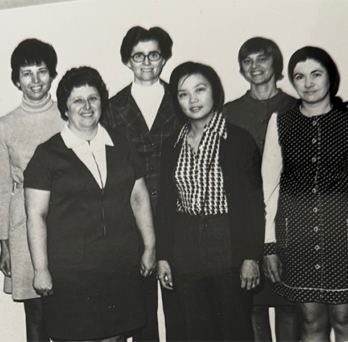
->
<box><xmin>171</xmin><ymin>213</ymin><xmax>253</xmax><ymax>341</ymax></box>
<box><xmin>45</xmin><ymin>231</ymin><xmax>145</xmax><ymax>341</ymax></box>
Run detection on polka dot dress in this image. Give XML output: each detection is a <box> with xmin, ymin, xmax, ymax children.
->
<box><xmin>274</xmin><ymin>104</ymin><xmax>348</xmax><ymax>304</ymax></box>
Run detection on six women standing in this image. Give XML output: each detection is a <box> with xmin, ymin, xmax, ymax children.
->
<box><xmin>1</xmin><ymin>30</ymin><xmax>347</xmax><ymax>342</ymax></box>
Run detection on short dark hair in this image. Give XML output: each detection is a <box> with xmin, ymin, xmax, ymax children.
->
<box><xmin>11</xmin><ymin>38</ymin><xmax>58</xmax><ymax>88</ymax></box>
<box><xmin>120</xmin><ymin>26</ymin><xmax>173</xmax><ymax>64</ymax></box>
<box><xmin>238</xmin><ymin>37</ymin><xmax>284</xmax><ymax>81</ymax></box>
<box><xmin>288</xmin><ymin>46</ymin><xmax>340</xmax><ymax>99</ymax></box>
<box><xmin>56</xmin><ymin>66</ymin><xmax>109</xmax><ymax>121</ymax></box>
<box><xmin>169</xmin><ymin>62</ymin><xmax>224</xmax><ymax>122</ymax></box>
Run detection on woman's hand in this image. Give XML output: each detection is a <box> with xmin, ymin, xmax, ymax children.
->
<box><xmin>0</xmin><ymin>240</ymin><xmax>11</xmax><ymax>277</ymax></box>
<box><xmin>240</xmin><ymin>259</ymin><xmax>260</xmax><ymax>290</ymax></box>
<box><xmin>140</xmin><ymin>247</ymin><xmax>156</xmax><ymax>277</ymax></box>
<box><xmin>263</xmin><ymin>254</ymin><xmax>283</xmax><ymax>284</ymax></box>
<box><xmin>157</xmin><ymin>260</ymin><xmax>173</xmax><ymax>290</ymax></box>
<box><xmin>34</xmin><ymin>269</ymin><xmax>54</xmax><ymax>297</ymax></box>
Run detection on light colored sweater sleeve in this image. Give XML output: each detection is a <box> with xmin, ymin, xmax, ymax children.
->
<box><xmin>0</xmin><ymin>121</ymin><xmax>12</xmax><ymax>240</ymax></box>
<box><xmin>262</xmin><ymin>113</ymin><xmax>283</xmax><ymax>245</ymax></box>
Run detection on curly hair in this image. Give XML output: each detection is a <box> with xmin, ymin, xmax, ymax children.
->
<box><xmin>56</xmin><ymin>66</ymin><xmax>109</xmax><ymax>121</ymax></box>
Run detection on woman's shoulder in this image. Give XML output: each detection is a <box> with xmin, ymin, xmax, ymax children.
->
<box><xmin>0</xmin><ymin>105</ymin><xmax>23</xmax><ymax>125</ymax></box>
<box><xmin>37</xmin><ymin>132</ymin><xmax>65</xmax><ymax>152</ymax></box>
<box><xmin>226</xmin><ymin>122</ymin><xmax>254</xmax><ymax>140</ymax></box>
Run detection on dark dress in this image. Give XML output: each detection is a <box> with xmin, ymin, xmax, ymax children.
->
<box><xmin>223</xmin><ymin>89</ymin><xmax>298</xmax><ymax>306</ymax></box>
<box><xmin>271</xmin><ymin>104</ymin><xmax>348</xmax><ymax>303</ymax></box>
<box><xmin>24</xmin><ymin>129</ymin><xmax>146</xmax><ymax>340</ymax></box>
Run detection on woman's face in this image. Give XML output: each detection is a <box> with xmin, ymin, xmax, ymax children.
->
<box><xmin>17</xmin><ymin>63</ymin><xmax>52</xmax><ymax>102</ymax></box>
<box><xmin>241</xmin><ymin>53</ymin><xmax>275</xmax><ymax>86</ymax></box>
<box><xmin>293</xmin><ymin>58</ymin><xmax>331</xmax><ymax>105</ymax></box>
<box><xmin>127</xmin><ymin>39</ymin><xmax>165</xmax><ymax>86</ymax></box>
<box><xmin>177</xmin><ymin>73</ymin><xmax>214</xmax><ymax>124</ymax></box>
<box><xmin>66</xmin><ymin>85</ymin><xmax>102</xmax><ymax>134</ymax></box>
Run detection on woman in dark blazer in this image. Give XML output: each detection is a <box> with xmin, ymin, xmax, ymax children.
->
<box><xmin>156</xmin><ymin>62</ymin><xmax>265</xmax><ymax>341</ymax></box>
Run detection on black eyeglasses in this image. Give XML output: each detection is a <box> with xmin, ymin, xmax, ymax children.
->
<box><xmin>130</xmin><ymin>51</ymin><xmax>162</xmax><ymax>63</ymax></box>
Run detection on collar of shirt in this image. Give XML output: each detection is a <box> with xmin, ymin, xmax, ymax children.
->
<box><xmin>61</xmin><ymin>123</ymin><xmax>114</xmax><ymax>150</ymax></box>
<box><xmin>131</xmin><ymin>79</ymin><xmax>164</xmax><ymax>130</ymax></box>
<box><xmin>131</xmin><ymin>79</ymin><xmax>163</xmax><ymax>96</ymax></box>
<box><xmin>61</xmin><ymin>123</ymin><xmax>113</xmax><ymax>189</ymax></box>
<box><xmin>174</xmin><ymin>112</ymin><xmax>227</xmax><ymax>148</ymax></box>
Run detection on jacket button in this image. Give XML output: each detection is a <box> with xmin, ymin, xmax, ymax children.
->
<box><xmin>151</xmin><ymin>191</ymin><xmax>157</xmax><ymax>196</ymax></box>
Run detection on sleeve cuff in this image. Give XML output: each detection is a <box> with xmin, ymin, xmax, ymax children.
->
<box><xmin>264</xmin><ymin>242</ymin><xmax>276</xmax><ymax>256</ymax></box>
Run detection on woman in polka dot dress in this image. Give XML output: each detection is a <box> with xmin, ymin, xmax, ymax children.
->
<box><xmin>262</xmin><ymin>46</ymin><xmax>348</xmax><ymax>342</ymax></box>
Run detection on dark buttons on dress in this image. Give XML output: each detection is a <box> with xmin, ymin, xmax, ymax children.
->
<box><xmin>150</xmin><ymin>166</ymin><xmax>155</xmax><ymax>171</ymax></box>
<box><xmin>315</xmin><ymin>264</ymin><xmax>321</xmax><ymax>269</ymax></box>
<box><xmin>313</xmin><ymin>226</ymin><xmax>319</xmax><ymax>232</ymax></box>
<box><xmin>151</xmin><ymin>190</ymin><xmax>157</xmax><ymax>196</ymax></box>
<box><xmin>149</xmin><ymin>143</ymin><xmax>155</xmax><ymax>147</ymax></box>
<box><xmin>314</xmin><ymin>245</ymin><xmax>320</xmax><ymax>251</ymax></box>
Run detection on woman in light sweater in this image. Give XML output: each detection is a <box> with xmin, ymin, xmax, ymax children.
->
<box><xmin>0</xmin><ymin>38</ymin><xmax>64</xmax><ymax>341</ymax></box>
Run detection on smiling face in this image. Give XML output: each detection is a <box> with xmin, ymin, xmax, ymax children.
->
<box><xmin>17</xmin><ymin>63</ymin><xmax>52</xmax><ymax>102</ymax></box>
<box><xmin>293</xmin><ymin>58</ymin><xmax>331</xmax><ymax>105</ymax></box>
<box><xmin>66</xmin><ymin>85</ymin><xmax>102</xmax><ymax>135</ymax></box>
<box><xmin>241</xmin><ymin>53</ymin><xmax>275</xmax><ymax>86</ymax></box>
<box><xmin>177</xmin><ymin>73</ymin><xmax>214</xmax><ymax>125</ymax></box>
<box><xmin>127</xmin><ymin>40</ymin><xmax>165</xmax><ymax>86</ymax></box>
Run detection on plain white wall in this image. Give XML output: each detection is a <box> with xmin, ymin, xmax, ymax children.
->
<box><xmin>1</xmin><ymin>0</ymin><xmax>348</xmax><ymax>340</ymax></box>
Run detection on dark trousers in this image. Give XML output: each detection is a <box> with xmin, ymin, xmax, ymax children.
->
<box><xmin>133</xmin><ymin>274</ymin><xmax>187</xmax><ymax>342</ymax></box>
<box><xmin>172</xmin><ymin>213</ymin><xmax>254</xmax><ymax>341</ymax></box>
<box><xmin>24</xmin><ymin>298</ymin><xmax>49</xmax><ymax>342</ymax></box>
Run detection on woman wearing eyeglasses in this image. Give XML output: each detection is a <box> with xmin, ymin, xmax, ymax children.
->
<box><xmin>102</xmin><ymin>26</ymin><xmax>185</xmax><ymax>341</ymax></box>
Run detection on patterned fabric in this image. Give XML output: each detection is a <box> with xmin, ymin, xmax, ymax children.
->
<box><xmin>269</xmin><ymin>104</ymin><xmax>348</xmax><ymax>303</ymax></box>
<box><xmin>174</xmin><ymin>112</ymin><xmax>228</xmax><ymax>216</ymax></box>
<box><xmin>102</xmin><ymin>82</ymin><xmax>182</xmax><ymax>215</ymax></box>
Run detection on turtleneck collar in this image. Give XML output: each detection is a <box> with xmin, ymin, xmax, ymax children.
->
<box><xmin>21</xmin><ymin>93</ymin><xmax>53</xmax><ymax>113</ymax></box>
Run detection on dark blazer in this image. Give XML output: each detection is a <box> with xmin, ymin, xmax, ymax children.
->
<box><xmin>156</xmin><ymin>123</ymin><xmax>265</xmax><ymax>268</ymax></box>
<box><xmin>102</xmin><ymin>81</ymin><xmax>182</xmax><ymax>215</ymax></box>
<box><xmin>24</xmin><ymin>129</ymin><xmax>145</xmax><ymax>269</ymax></box>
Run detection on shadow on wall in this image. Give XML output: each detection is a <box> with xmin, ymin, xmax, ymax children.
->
<box><xmin>0</xmin><ymin>0</ymin><xmax>76</xmax><ymax>10</ymax></box>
